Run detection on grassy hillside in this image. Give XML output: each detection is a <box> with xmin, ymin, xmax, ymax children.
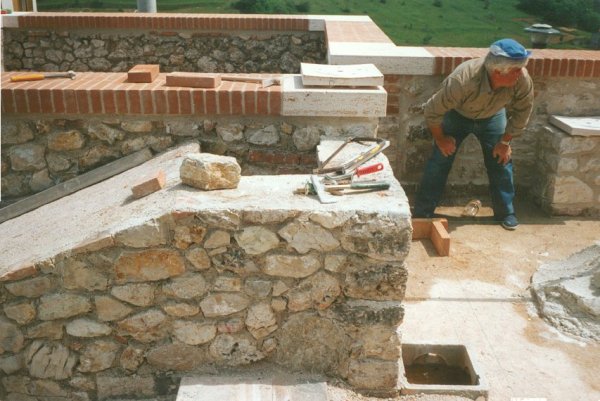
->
<box><xmin>36</xmin><ymin>0</ymin><xmax>590</xmax><ymax>48</ymax></box>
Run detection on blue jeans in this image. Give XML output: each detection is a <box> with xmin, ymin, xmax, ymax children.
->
<box><xmin>414</xmin><ymin>109</ymin><xmax>515</xmax><ymax>219</ymax></box>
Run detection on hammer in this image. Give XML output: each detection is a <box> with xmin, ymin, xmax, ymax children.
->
<box><xmin>10</xmin><ymin>70</ymin><xmax>76</xmax><ymax>82</ymax></box>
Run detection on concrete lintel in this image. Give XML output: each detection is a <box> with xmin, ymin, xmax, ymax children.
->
<box><xmin>549</xmin><ymin>115</ymin><xmax>600</xmax><ymax>137</ymax></box>
<box><xmin>281</xmin><ymin>75</ymin><xmax>386</xmax><ymax>117</ymax></box>
<box><xmin>328</xmin><ymin>43</ymin><xmax>436</xmax><ymax>75</ymax></box>
<box><xmin>307</xmin><ymin>15</ymin><xmax>373</xmax><ymax>31</ymax></box>
<box><xmin>1</xmin><ymin>15</ymin><xmax>20</xmax><ymax>28</ymax></box>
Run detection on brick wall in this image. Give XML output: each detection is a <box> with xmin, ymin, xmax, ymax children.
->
<box><xmin>6</xmin><ymin>12</ymin><xmax>311</xmax><ymax>31</ymax></box>
<box><xmin>1</xmin><ymin>72</ymin><xmax>282</xmax><ymax>116</ymax></box>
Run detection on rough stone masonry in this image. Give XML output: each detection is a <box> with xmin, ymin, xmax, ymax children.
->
<box><xmin>0</xmin><ymin>144</ymin><xmax>413</xmax><ymax>400</ymax></box>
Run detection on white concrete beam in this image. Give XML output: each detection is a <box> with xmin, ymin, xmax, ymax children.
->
<box><xmin>307</xmin><ymin>15</ymin><xmax>372</xmax><ymax>31</ymax></box>
<box><xmin>281</xmin><ymin>75</ymin><xmax>387</xmax><ymax>117</ymax></box>
<box><xmin>550</xmin><ymin>115</ymin><xmax>600</xmax><ymax>137</ymax></box>
<box><xmin>328</xmin><ymin>43</ymin><xmax>436</xmax><ymax>75</ymax></box>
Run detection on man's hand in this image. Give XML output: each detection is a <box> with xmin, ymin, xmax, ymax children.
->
<box><xmin>493</xmin><ymin>142</ymin><xmax>512</xmax><ymax>165</ymax></box>
<box><xmin>435</xmin><ymin>135</ymin><xmax>456</xmax><ymax>157</ymax></box>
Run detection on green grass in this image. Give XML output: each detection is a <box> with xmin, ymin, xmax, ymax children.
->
<box><xmin>36</xmin><ymin>0</ymin><xmax>591</xmax><ymax>48</ymax></box>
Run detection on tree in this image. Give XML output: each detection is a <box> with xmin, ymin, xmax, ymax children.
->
<box><xmin>232</xmin><ymin>0</ymin><xmax>309</xmax><ymax>14</ymax></box>
<box><xmin>518</xmin><ymin>0</ymin><xmax>600</xmax><ymax>32</ymax></box>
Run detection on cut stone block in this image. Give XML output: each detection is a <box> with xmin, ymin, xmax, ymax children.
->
<box><xmin>176</xmin><ymin>375</ymin><xmax>327</xmax><ymax>401</ymax></box>
<box><xmin>301</xmin><ymin>62</ymin><xmax>384</xmax><ymax>87</ymax></box>
<box><xmin>127</xmin><ymin>64</ymin><xmax>160</xmax><ymax>83</ymax></box>
<box><xmin>327</xmin><ymin>43</ymin><xmax>436</xmax><ymax>75</ymax></box>
<box><xmin>282</xmin><ymin>76</ymin><xmax>386</xmax><ymax>117</ymax></box>
<box><xmin>131</xmin><ymin>170</ymin><xmax>166</xmax><ymax>199</ymax></box>
<box><xmin>549</xmin><ymin>115</ymin><xmax>600</xmax><ymax>137</ymax></box>
<box><xmin>166</xmin><ymin>72</ymin><xmax>221</xmax><ymax>88</ymax></box>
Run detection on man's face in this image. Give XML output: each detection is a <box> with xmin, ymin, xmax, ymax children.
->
<box><xmin>490</xmin><ymin>67</ymin><xmax>523</xmax><ymax>88</ymax></box>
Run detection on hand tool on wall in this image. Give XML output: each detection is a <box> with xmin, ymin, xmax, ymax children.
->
<box><xmin>220</xmin><ymin>75</ymin><xmax>281</xmax><ymax>88</ymax></box>
<box><xmin>322</xmin><ymin>162</ymin><xmax>384</xmax><ymax>185</ymax></box>
<box><xmin>295</xmin><ymin>178</ymin><xmax>390</xmax><ymax>200</ymax></box>
<box><xmin>324</xmin><ymin>180</ymin><xmax>390</xmax><ymax>195</ymax></box>
<box><xmin>10</xmin><ymin>70</ymin><xmax>76</xmax><ymax>82</ymax></box>
<box><xmin>315</xmin><ymin>137</ymin><xmax>389</xmax><ymax>181</ymax></box>
<box><xmin>309</xmin><ymin>175</ymin><xmax>338</xmax><ymax>203</ymax></box>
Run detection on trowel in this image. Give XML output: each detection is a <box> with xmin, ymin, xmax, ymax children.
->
<box><xmin>310</xmin><ymin>175</ymin><xmax>338</xmax><ymax>204</ymax></box>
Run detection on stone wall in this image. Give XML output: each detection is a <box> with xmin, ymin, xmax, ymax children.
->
<box><xmin>0</xmin><ymin>117</ymin><xmax>377</xmax><ymax>201</ymax></box>
<box><xmin>533</xmin><ymin>125</ymin><xmax>600</xmax><ymax>216</ymax></box>
<box><xmin>2</xmin><ymin>30</ymin><xmax>326</xmax><ymax>74</ymax></box>
<box><xmin>0</xmin><ymin>202</ymin><xmax>410</xmax><ymax>400</ymax></box>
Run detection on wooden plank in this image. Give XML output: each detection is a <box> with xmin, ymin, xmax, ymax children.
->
<box><xmin>431</xmin><ymin>220</ymin><xmax>450</xmax><ymax>256</ymax></box>
<box><xmin>411</xmin><ymin>218</ymin><xmax>448</xmax><ymax>240</ymax></box>
<box><xmin>411</xmin><ymin>218</ymin><xmax>432</xmax><ymax>239</ymax></box>
<box><xmin>166</xmin><ymin>72</ymin><xmax>221</xmax><ymax>88</ymax></box>
<box><xmin>0</xmin><ymin>148</ymin><xmax>153</xmax><ymax>224</ymax></box>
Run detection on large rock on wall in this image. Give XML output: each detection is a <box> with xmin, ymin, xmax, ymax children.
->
<box><xmin>180</xmin><ymin>153</ymin><xmax>241</xmax><ymax>190</ymax></box>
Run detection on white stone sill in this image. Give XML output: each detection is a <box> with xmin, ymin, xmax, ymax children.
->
<box><xmin>281</xmin><ymin>75</ymin><xmax>387</xmax><ymax>117</ymax></box>
<box><xmin>549</xmin><ymin>116</ymin><xmax>600</xmax><ymax>137</ymax></box>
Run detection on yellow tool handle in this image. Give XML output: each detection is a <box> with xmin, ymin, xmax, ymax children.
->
<box><xmin>10</xmin><ymin>74</ymin><xmax>45</xmax><ymax>82</ymax></box>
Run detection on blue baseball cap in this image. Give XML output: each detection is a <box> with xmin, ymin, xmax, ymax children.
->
<box><xmin>489</xmin><ymin>39</ymin><xmax>531</xmax><ymax>60</ymax></box>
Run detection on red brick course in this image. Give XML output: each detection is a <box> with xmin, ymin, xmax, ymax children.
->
<box><xmin>15</xmin><ymin>12</ymin><xmax>310</xmax><ymax>31</ymax></box>
<box><xmin>127</xmin><ymin>64</ymin><xmax>160</xmax><ymax>83</ymax></box>
<box><xmin>131</xmin><ymin>170</ymin><xmax>166</xmax><ymax>199</ymax></box>
<box><xmin>425</xmin><ymin>47</ymin><xmax>600</xmax><ymax>78</ymax></box>
<box><xmin>1</xmin><ymin>72</ymin><xmax>283</xmax><ymax>116</ymax></box>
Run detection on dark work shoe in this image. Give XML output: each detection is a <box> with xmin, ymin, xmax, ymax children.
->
<box><xmin>501</xmin><ymin>214</ymin><xmax>519</xmax><ymax>230</ymax></box>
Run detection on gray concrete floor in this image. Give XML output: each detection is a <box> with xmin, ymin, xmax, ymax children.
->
<box><xmin>402</xmin><ymin>200</ymin><xmax>600</xmax><ymax>401</ymax></box>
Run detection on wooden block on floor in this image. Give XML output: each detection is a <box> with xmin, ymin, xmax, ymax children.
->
<box><xmin>411</xmin><ymin>218</ymin><xmax>450</xmax><ymax>256</ymax></box>
<box><xmin>431</xmin><ymin>220</ymin><xmax>450</xmax><ymax>256</ymax></box>
<box><xmin>166</xmin><ymin>72</ymin><xmax>221</xmax><ymax>88</ymax></box>
<box><xmin>127</xmin><ymin>64</ymin><xmax>160</xmax><ymax>83</ymax></box>
<box><xmin>411</xmin><ymin>218</ymin><xmax>448</xmax><ymax>239</ymax></box>
<box><xmin>131</xmin><ymin>170</ymin><xmax>166</xmax><ymax>199</ymax></box>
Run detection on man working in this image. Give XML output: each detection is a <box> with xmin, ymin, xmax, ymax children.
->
<box><xmin>413</xmin><ymin>38</ymin><xmax>534</xmax><ymax>230</ymax></box>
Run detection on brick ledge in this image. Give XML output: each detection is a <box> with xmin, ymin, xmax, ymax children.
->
<box><xmin>1</xmin><ymin>72</ymin><xmax>388</xmax><ymax>117</ymax></box>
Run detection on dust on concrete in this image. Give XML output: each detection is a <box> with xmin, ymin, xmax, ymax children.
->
<box><xmin>404</xmin><ymin>198</ymin><xmax>600</xmax><ymax>400</ymax></box>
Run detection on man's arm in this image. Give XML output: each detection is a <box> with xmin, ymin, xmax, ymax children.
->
<box><xmin>493</xmin><ymin>72</ymin><xmax>534</xmax><ymax>165</ymax></box>
<box><xmin>428</xmin><ymin>123</ymin><xmax>456</xmax><ymax>157</ymax></box>
<box><xmin>423</xmin><ymin>77</ymin><xmax>464</xmax><ymax>157</ymax></box>
<box><xmin>505</xmin><ymin>72</ymin><xmax>535</xmax><ymax>138</ymax></box>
